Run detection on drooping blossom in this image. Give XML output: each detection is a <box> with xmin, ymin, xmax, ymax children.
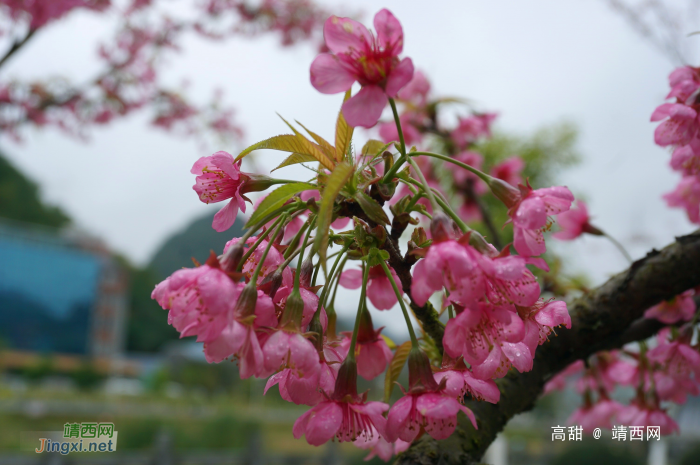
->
<box><xmin>490</xmin><ymin>156</ymin><xmax>525</xmax><ymax>187</ymax></box>
<box><xmin>646</xmin><ymin>332</ymin><xmax>700</xmax><ymax>384</ymax></box>
<box><xmin>310</xmin><ymin>9</ymin><xmax>414</xmax><ymax>128</ymax></box>
<box><xmin>385</xmin><ymin>349</ymin><xmax>477</xmax><ymax>442</ymax></box>
<box><xmin>492</xmin><ymin>180</ymin><xmax>574</xmax><ymax>256</ymax></box>
<box><xmin>443</xmin><ymin>303</ymin><xmax>532</xmax><ymax>380</ymax></box>
<box><xmin>451</xmin><ymin>113</ymin><xmax>497</xmax><ymax>148</ymax></box>
<box><xmin>293</xmin><ymin>359</ymin><xmax>389</xmax><ymax>446</ymax></box>
<box><xmin>651</xmin><ymin>103</ymin><xmax>700</xmax><ymax>147</ymax></box>
<box><xmin>567</xmin><ymin>398</ymin><xmax>624</xmax><ymax>433</ymax></box>
<box><xmin>552</xmin><ymin>201</ymin><xmax>603</xmax><ymax>240</ymax></box>
<box><xmin>433</xmin><ymin>356</ymin><xmax>500</xmax><ymax>403</ymax></box>
<box><xmin>666</xmin><ymin>66</ymin><xmax>700</xmax><ymax>101</ymax></box>
<box><xmin>543</xmin><ymin>360</ymin><xmax>585</xmax><ymax>394</ymax></box>
<box><xmin>670</xmin><ymin>143</ymin><xmax>700</xmax><ymax>176</ymax></box>
<box><xmin>224</xmin><ymin>236</ymin><xmax>290</xmax><ymax>283</ymax></box>
<box><xmin>644</xmin><ymin>290</ymin><xmax>696</xmax><ymax>324</ymax></box>
<box><xmin>339</xmin><ymin>264</ymin><xmax>401</xmax><ymax>310</ymax></box>
<box><xmin>338</xmin><ymin>329</ymin><xmax>393</xmax><ymax>381</ymax></box>
<box><xmin>616</xmin><ymin>402</ymin><xmax>679</xmax><ymax>436</ymax></box>
<box><xmin>518</xmin><ymin>300</ymin><xmax>571</xmax><ymax>359</ymax></box>
<box><xmin>663</xmin><ymin>175</ymin><xmax>700</xmax><ymax>224</ymax></box>
<box><xmin>262</xmin><ymin>328</ymin><xmax>320</xmax><ymax>378</ymax></box>
<box><xmin>354</xmin><ymin>433</ymin><xmax>410</xmax><ymax>462</ymax></box>
<box><xmin>192</xmin><ymin>151</ymin><xmax>250</xmax><ymax>232</ymax></box>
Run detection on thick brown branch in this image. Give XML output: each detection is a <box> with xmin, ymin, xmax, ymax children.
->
<box><xmin>398</xmin><ymin>230</ymin><xmax>700</xmax><ymax>464</ymax></box>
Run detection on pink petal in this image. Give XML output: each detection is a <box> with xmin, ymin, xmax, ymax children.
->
<box><xmin>310</xmin><ymin>53</ymin><xmax>356</xmax><ymax>94</ymax></box>
<box><xmin>341</xmin><ymin>85</ymin><xmax>387</xmax><ymax>128</ymax></box>
<box><xmin>385</xmin><ymin>58</ymin><xmax>414</xmax><ymax>97</ymax></box>
<box><xmin>386</xmin><ymin>395</ymin><xmax>417</xmax><ymax>443</ymax></box>
<box><xmin>514</xmin><ymin>196</ymin><xmax>547</xmax><ymax>229</ymax></box>
<box><xmin>210</xmin><ymin>151</ymin><xmax>240</xmax><ymax>180</ymax></box>
<box><xmin>513</xmin><ymin>226</ymin><xmax>546</xmax><ymax>257</ymax></box>
<box><xmin>339</xmin><ymin>269</ymin><xmax>363</xmax><ymax>289</ymax></box>
<box><xmin>323</xmin><ymin>16</ymin><xmax>372</xmax><ymax>55</ymax></box>
<box><xmin>294</xmin><ymin>401</ymin><xmax>344</xmax><ymax>445</ymax></box>
<box><xmin>367</xmin><ymin>275</ymin><xmax>399</xmax><ymax>310</ymax></box>
<box><xmin>501</xmin><ymin>342</ymin><xmax>533</xmax><ymax>373</ymax></box>
<box><xmin>212</xmin><ymin>198</ymin><xmax>240</xmax><ymax>232</ymax></box>
<box><xmin>373</xmin><ymin>8</ymin><xmax>403</xmax><ymax>54</ymax></box>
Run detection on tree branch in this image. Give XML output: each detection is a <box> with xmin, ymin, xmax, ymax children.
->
<box><xmin>398</xmin><ymin>230</ymin><xmax>700</xmax><ymax>464</ymax></box>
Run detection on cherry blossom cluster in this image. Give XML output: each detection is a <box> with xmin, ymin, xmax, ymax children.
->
<box><xmin>151</xmin><ymin>9</ymin><xmax>585</xmax><ymax>460</ymax></box>
<box><xmin>0</xmin><ymin>0</ymin><xmax>332</xmax><ymax>142</ymax></box>
<box><xmin>652</xmin><ymin>66</ymin><xmax>700</xmax><ymax>223</ymax></box>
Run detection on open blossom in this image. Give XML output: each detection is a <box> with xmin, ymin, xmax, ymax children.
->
<box><xmin>496</xmin><ymin>182</ymin><xmax>574</xmax><ymax>256</ymax></box>
<box><xmin>338</xmin><ymin>330</ymin><xmax>393</xmax><ymax>381</ymax></box>
<box><xmin>339</xmin><ymin>265</ymin><xmax>401</xmax><ymax>310</ymax></box>
<box><xmin>192</xmin><ymin>151</ymin><xmax>250</xmax><ymax>232</ymax></box>
<box><xmin>663</xmin><ymin>175</ymin><xmax>700</xmax><ymax>224</ymax></box>
<box><xmin>491</xmin><ymin>156</ymin><xmax>525</xmax><ymax>187</ymax></box>
<box><xmin>518</xmin><ymin>300</ymin><xmax>571</xmax><ymax>358</ymax></box>
<box><xmin>224</xmin><ymin>237</ymin><xmax>290</xmax><ymax>283</ymax></box>
<box><xmin>670</xmin><ymin>143</ymin><xmax>700</xmax><ymax>176</ymax></box>
<box><xmin>310</xmin><ymin>9</ymin><xmax>414</xmax><ymax>128</ymax></box>
<box><xmin>433</xmin><ymin>367</ymin><xmax>500</xmax><ymax>403</ymax></box>
<box><xmin>567</xmin><ymin>398</ymin><xmax>623</xmax><ymax>432</ymax></box>
<box><xmin>644</xmin><ymin>290</ymin><xmax>696</xmax><ymax>324</ymax></box>
<box><xmin>651</xmin><ymin>103</ymin><xmax>700</xmax><ymax>147</ymax></box>
<box><xmin>616</xmin><ymin>402</ymin><xmax>679</xmax><ymax>435</ymax></box>
<box><xmin>666</xmin><ymin>66</ymin><xmax>700</xmax><ymax>101</ymax></box>
<box><xmin>443</xmin><ymin>303</ymin><xmax>532</xmax><ymax>380</ymax></box>
<box><xmin>553</xmin><ymin>201</ymin><xmax>602</xmax><ymax>240</ymax></box>
<box><xmin>543</xmin><ymin>359</ymin><xmax>585</xmax><ymax>394</ymax></box>
<box><xmin>451</xmin><ymin>113</ymin><xmax>497</xmax><ymax>148</ymax></box>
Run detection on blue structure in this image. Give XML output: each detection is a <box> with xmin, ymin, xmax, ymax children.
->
<box><xmin>0</xmin><ymin>219</ymin><xmax>127</xmax><ymax>356</ymax></box>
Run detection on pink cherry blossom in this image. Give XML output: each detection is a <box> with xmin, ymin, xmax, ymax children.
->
<box><xmin>651</xmin><ymin>103</ymin><xmax>700</xmax><ymax>147</ymax></box>
<box><xmin>397</xmin><ymin>69</ymin><xmax>430</xmax><ymax>106</ymax></box>
<box><xmin>378</xmin><ymin>113</ymin><xmax>422</xmax><ymax>146</ymax></box>
<box><xmin>192</xmin><ymin>151</ymin><xmax>250</xmax><ymax>232</ymax></box>
<box><xmin>567</xmin><ymin>399</ymin><xmax>623</xmax><ymax>432</ymax></box>
<box><xmin>310</xmin><ymin>9</ymin><xmax>414</xmax><ymax>128</ymax></box>
<box><xmin>354</xmin><ymin>434</ymin><xmax>410</xmax><ymax>462</ymax></box>
<box><xmin>338</xmin><ymin>330</ymin><xmax>393</xmax><ymax>380</ymax></box>
<box><xmin>663</xmin><ymin>175</ymin><xmax>700</xmax><ymax>224</ymax></box>
<box><xmin>553</xmin><ymin>201</ymin><xmax>601</xmax><ymax>240</ymax></box>
<box><xmin>385</xmin><ymin>391</ymin><xmax>477</xmax><ymax>442</ymax></box>
<box><xmin>505</xmin><ymin>184</ymin><xmax>575</xmax><ymax>256</ymax></box>
<box><xmin>666</xmin><ymin>66</ymin><xmax>700</xmax><ymax>102</ymax></box>
<box><xmin>644</xmin><ymin>290</ymin><xmax>696</xmax><ymax>324</ymax></box>
<box><xmin>340</xmin><ymin>265</ymin><xmax>400</xmax><ymax>310</ymax></box>
<box><xmin>224</xmin><ymin>236</ymin><xmax>290</xmax><ymax>283</ymax></box>
<box><xmin>647</xmin><ymin>335</ymin><xmax>700</xmax><ymax>382</ymax></box>
<box><xmin>519</xmin><ymin>300</ymin><xmax>572</xmax><ymax>358</ymax></box>
<box><xmin>670</xmin><ymin>142</ymin><xmax>700</xmax><ymax>176</ymax></box>
<box><xmin>262</xmin><ymin>329</ymin><xmax>320</xmax><ymax>377</ymax></box>
<box><xmin>443</xmin><ymin>304</ymin><xmax>532</xmax><ymax>380</ymax></box>
<box><xmin>411</xmin><ymin>240</ymin><xmax>478</xmax><ymax>306</ymax></box>
<box><xmin>543</xmin><ymin>360</ymin><xmax>585</xmax><ymax>394</ymax></box>
<box><xmin>616</xmin><ymin>403</ymin><xmax>679</xmax><ymax>436</ymax></box>
<box><xmin>433</xmin><ymin>369</ymin><xmax>500</xmax><ymax>403</ymax></box>
<box><xmin>451</xmin><ymin>113</ymin><xmax>497</xmax><ymax>148</ymax></box>
<box><xmin>293</xmin><ymin>399</ymin><xmax>389</xmax><ymax>446</ymax></box>
<box><xmin>490</xmin><ymin>156</ymin><xmax>525</xmax><ymax>188</ymax></box>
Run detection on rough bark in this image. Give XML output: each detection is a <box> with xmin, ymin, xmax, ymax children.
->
<box><xmin>397</xmin><ymin>230</ymin><xmax>700</xmax><ymax>465</ymax></box>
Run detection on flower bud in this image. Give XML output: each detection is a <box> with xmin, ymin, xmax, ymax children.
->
<box><xmin>407</xmin><ymin>347</ymin><xmax>439</xmax><ymax>393</ymax></box>
<box><xmin>258</xmin><ymin>266</ymin><xmax>284</xmax><ymax>299</ymax></box>
<box><xmin>308</xmin><ymin>316</ymin><xmax>325</xmax><ymax>352</ymax></box>
<box><xmin>233</xmin><ymin>282</ymin><xmax>259</xmax><ymax>318</ymax></box>
<box><xmin>240</xmin><ymin>174</ymin><xmax>278</xmax><ymax>195</ymax></box>
<box><xmin>487</xmin><ymin>177</ymin><xmax>521</xmax><ymax>208</ymax></box>
<box><xmin>299</xmin><ymin>256</ymin><xmax>314</xmax><ymax>288</ymax></box>
<box><xmin>222</xmin><ymin>240</ymin><xmax>245</xmax><ymax>273</ymax></box>
<box><xmin>430</xmin><ymin>211</ymin><xmax>454</xmax><ymax>243</ymax></box>
<box><xmin>331</xmin><ymin>357</ymin><xmax>358</xmax><ymax>401</ymax></box>
<box><xmin>280</xmin><ymin>288</ymin><xmax>305</xmax><ymax>328</ymax></box>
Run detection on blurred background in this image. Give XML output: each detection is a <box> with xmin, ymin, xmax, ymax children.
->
<box><xmin>2</xmin><ymin>0</ymin><xmax>700</xmax><ymax>464</ymax></box>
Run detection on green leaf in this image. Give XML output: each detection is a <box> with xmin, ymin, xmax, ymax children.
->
<box><xmin>355</xmin><ymin>191</ymin><xmax>390</xmax><ymax>226</ymax></box>
<box><xmin>335</xmin><ymin>90</ymin><xmax>354</xmax><ymax>162</ymax></box>
<box><xmin>245</xmin><ymin>182</ymin><xmax>316</xmax><ymax>227</ymax></box>
<box><xmin>296</xmin><ymin>120</ymin><xmax>336</xmax><ymax>161</ymax></box>
<box><xmin>361</xmin><ymin>139</ymin><xmax>389</xmax><ymax>157</ymax></box>
<box><xmin>384</xmin><ymin>340</ymin><xmax>412</xmax><ymax>403</ymax></box>
<box><xmin>236</xmin><ymin>134</ymin><xmax>334</xmax><ymax>171</ymax></box>
<box><xmin>314</xmin><ymin>162</ymin><xmax>354</xmax><ymax>272</ymax></box>
<box><xmin>271</xmin><ymin>152</ymin><xmax>318</xmax><ymax>172</ymax></box>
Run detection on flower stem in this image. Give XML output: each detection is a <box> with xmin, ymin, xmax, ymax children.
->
<box><xmin>603</xmin><ymin>231</ymin><xmax>633</xmax><ymax>264</ymax></box>
<box><xmin>406</xmin><ymin>156</ymin><xmax>440</xmax><ymax>213</ymax></box>
<box><xmin>239</xmin><ymin>214</ymin><xmax>287</xmax><ymax>269</ymax></box>
<box><xmin>402</xmin><ymin>177</ymin><xmax>470</xmax><ymax>233</ymax></box>
<box><xmin>249</xmin><ymin>215</ymin><xmax>287</xmax><ymax>284</ymax></box>
<box><xmin>411</xmin><ymin>151</ymin><xmax>492</xmax><ymax>184</ymax></box>
<box><xmin>294</xmin><ymin>216</ymin><xmax>316</xmax><ymax>290</ymax></box>
<box><xmin>347</xmin><ymin>263</ymin><xmax>370</xmax><ymax>360</ymax></box>
<box><xmin>380</xmin><ymin>98</ymin><xmax>407</xmax><ymax>183</ymax></box>
<box><xmin>377</xmin><ymin>260</ymin><xmax>419</xmax><ymax>348</ymax></box>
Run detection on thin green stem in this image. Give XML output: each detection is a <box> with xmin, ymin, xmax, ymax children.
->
<box><xmin>239</xmin><ymin>214</ymin><xmax>287</xmax><ymax>268</ymax></box>
<box><xmin>603</xmin><ymin>232</ymin><xmax>633</xmax><ymax>264</ymax></box>
<box><xmin>283</xmin><ymin>218</ymin><xmax>310</xmax><ymax>260</ymax></box>
<box><xmin>249</xmin><ymin>215</ymin><xmax>287</xmax><ymax>284</ymax></box>
<box><xmin>389</xmin><ymin>98</ymin><xmax>406</xmax><ymax>156</ymax></box>
<box><xmin>295</xmin><ymin>216</ymin><xmax>316</xmax><ymax>289</ymax></box>
<box><xmin>402</xmin><ymin>177</ymin><xmax>469</xmax><ymax>232</ymax></box>
<box><xmin>347</xmin><ymin>263</ymin><xmax>370</xmax><ymax>360</ymax></box>
<box><xmin>377</xmin><ymin>260</ymin><xmax>419</xmax><ymax>348</ymax></box>
<box><xmin>411</xmin><ymin>151</ymin><xmax>492</xmax><ymax>184</ymax></box>
<box><xmin>327</xmin><ymin>256</ymin><xmax>348</xmax><ymax>310</ymax></box>
<box><xmin>315</xmin><ymin>246</ymin><xmax>349</xmax><ymax>315</ymax></box>
<box><xmin>406</xmin><ymin>156</ymin><xmax>439</xmax><ymax>212</ymax></box>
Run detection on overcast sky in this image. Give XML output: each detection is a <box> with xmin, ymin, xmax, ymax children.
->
<box><xmin>3</xmin><ymin>0</ymin><xmax>699</xmax><ymax>325</ymax></box>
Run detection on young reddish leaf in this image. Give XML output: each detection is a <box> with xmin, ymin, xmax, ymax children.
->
<box><xmin>296</xmin><ymin>120</ymin><xmax>336</xmax><ymax>161</ymax></box>
<box><xmin>314</xmin><ymin>162</ymin><xmax>354</xmax><ymax>272</ymax></box>
<box><xmin>384</xmin><ymin>340</ymin><xmax>412</xmax><ymax>402</ymax></box>
<box><xmin>335</xmin><ymin>90</ymin><xmax>354</xmax><ymax>162</ymax></box>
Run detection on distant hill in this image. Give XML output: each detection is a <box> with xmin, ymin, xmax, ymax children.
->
<box><xmin>148</xmin><ymin>212</ymin><xmax>244</xmax><ymax>280</ymax></box>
